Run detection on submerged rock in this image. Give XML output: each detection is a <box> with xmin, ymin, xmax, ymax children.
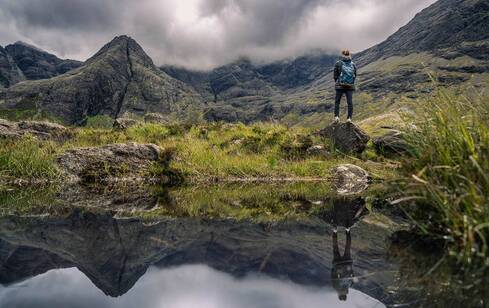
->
<box><xmin>331</xmin><ymin>164</ymin><xmax>370</xmax><ymax>195</ymax></box>
<box><xmin>57</xmin><ymin>143</ymin><xmax>167</xmax><ymax>183</ymax></box>
<box><xmin>318</xmin><ymin>122</ymin><xmax>370</xmax><ymax>153</ymax></box>
<box><xmin>373</xmin><ymin>130</ymin><xmax>409</xmax><ymax>156</ymax></box>
<box><xmin>0</xmin><ymin>119</ymin><xmax>71</xmax><ymax>140</ymax></box>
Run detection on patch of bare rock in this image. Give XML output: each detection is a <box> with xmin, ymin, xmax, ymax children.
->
<box><xmin>57</xmin><ymin>143</ymin><xmax>171</xmax><ymax>183</ymax></box>
<box><xmin>0</xmin><ymin>119</ymin><xmax>72</xmax><ymax>140</ymax></box>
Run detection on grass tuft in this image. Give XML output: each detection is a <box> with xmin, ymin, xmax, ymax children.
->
<box><xmin>395</xmin><ymin>90</ymin><xmax>489</xmax><ymax>265</ymax></box>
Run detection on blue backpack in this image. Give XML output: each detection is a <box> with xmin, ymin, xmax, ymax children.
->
<box><xmin>339</xmin><ymin>61</ymin><xmax>356</xmax><ymax>85</ymax></box>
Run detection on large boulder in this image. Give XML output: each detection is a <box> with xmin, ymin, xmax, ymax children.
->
<box><xmin>373</xmin><ymin>130</ymin><xmax>409</xmax><ymax>156</ymax></box>
<box><xmin>331</xmin><ymin>164</ymin><xmax>370</xmax><ymax>195</ymax></box>
<box><xmin>0</xmin><ymin>119</ymin><xmax>71</xmax><ymax>140</ymax></box>
<box><xmin>318</xmin><ymin>122</ymin><xmax>370</xmax><ymax>153</ymax></box>
<box><xmin>57</xmin><ymin>143</ymin><xmax>168</xmax><ymax>183</ymax></box>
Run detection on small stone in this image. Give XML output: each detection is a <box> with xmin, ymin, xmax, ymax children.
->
<box><xmin>306</xmin><ymin>145</ymin><xmax>329</xmax><ymax>157</ymax></box>
<box><xmin>113</xmin><ymin>118</ymin><xmax>139</xmax><ymax>130</ymax></box>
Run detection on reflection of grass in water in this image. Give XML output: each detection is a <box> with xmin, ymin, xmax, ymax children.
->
<box><xmin>389</xmin><ymin>237</ymin><xmax>489</xmax><ymax>307</ymax></box>
<box><xmin>0</xmin><ymin>185</ymin><xmax>64</xmax><ymax>216</ymax></box>
<box><xmin>0</xmin><ymin>182</ymin><xmax>383</xmax><ymax>224</ymax></box>
<box><xmin>138</xmin><ymin>183</ymin><xmax>337</xmax><ymax>222</ymax></box>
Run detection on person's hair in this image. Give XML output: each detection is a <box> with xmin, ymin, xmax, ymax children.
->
<box><xmin>341</xmin><ymin>49</ymin><xmax>351</xmax><ymax>57</ymax></box>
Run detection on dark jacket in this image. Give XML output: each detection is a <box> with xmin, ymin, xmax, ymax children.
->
<box><xmin>334</xmin><ymin>56</ymin><xmax>357</xmax><ymax>90</ymax></box>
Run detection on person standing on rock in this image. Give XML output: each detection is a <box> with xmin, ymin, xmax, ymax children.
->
<box><xmin>333</xmin><ymin>50</ymin><xmax>357</xmax><ymax>123</ymax></box>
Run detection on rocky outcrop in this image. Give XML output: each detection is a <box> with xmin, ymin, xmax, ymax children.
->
<box><xmin>1</xmin><ymin>36</ymin><xmax>203</xmax><ymax>125</ymax></box>
<box><xmin>331</xmin><ymin>164</ymin><xmax>370</xmax><ymax>195</ymax></box>
<box><xmin>373</xmin><ymin>130</ymin><xmax>410</xmax><ymax>157</ymax></box>
<box><xmin>0</xmin><ymin>119</ymin><xmax>71</xmax><ymax>140</ymax></box>
<box><xmin>57</xmin><ymin>143</ymin><xmax>167</xmax><ymax>182</ymax></box>
<box><xmin>113</xmin><ymin>118</ymin><xmax>139</xmax><ymax>130</ymax></box>
<box><xmin>318</xmin><ymin>122</ymin><xmax>370</xmax><ymax>153</ymax></box>
<box><xmin>5</xmin><ymin>41</ymin><xmax>82</xmax><ymax>80</ymax></box>
<box><xmin>355</xmin><ymin>0</ymin><xmax>489</xmax><ymax>66</ymax></box>
<box><xmin>144</xmin><ymin>112</ymin><xmax>169</xmax><ymax>124</ymax></box>
<box><xmin>0</xmin><ymin>46</ymin><xmax>25</xmax><ymax>87</ymax></box>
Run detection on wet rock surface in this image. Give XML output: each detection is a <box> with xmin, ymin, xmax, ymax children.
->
<box><xmin>331</xmin><ymin>164</ymin><xmax>370</xmax><ymax>195</ymax></box>
<box><xmin>0</xmin><ymin>119</ymin><xmax>71</xmax><ymax>140</ymax></box>
<box><xmin>318</xmin><ymin>122</ymin><xmax>370</xmax><ymax>153</ymax></box>
<box><xmin>57</xmin><ymin>143</ymin><xmax>166</xmax><ymax>182</ymax></box>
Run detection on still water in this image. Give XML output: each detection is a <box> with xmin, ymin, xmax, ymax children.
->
<box><xmin>0</xmin><ymin>265</ymin><xmax>384</xmax><ymax>308</ymax></box>
<box><xmin>0</xmin><ymin>183</ymin><xmax>486</xmax><ymax>307</ymax></box>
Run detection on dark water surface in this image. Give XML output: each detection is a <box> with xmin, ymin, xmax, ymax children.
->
<box><xmin>0</xmin><ymin>183</ymin><xmax>486</xmax><ymax>307</ymax></box>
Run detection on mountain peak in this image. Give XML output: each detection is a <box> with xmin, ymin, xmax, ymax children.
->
<box><xmin>11</xmin><ymin>41</ymin><xmax>46</xmax><ymax>53</ymax></box>
<box><xmin>86</xmin><ymin>35</ymin><xmax>154</xmax><ymax>67</ymax></box>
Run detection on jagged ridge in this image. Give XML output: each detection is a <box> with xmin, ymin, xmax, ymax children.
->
<box><xmin>0</xmin><ymin>35</ymin><xmax>202</xmax><ymax>124</ymax></box>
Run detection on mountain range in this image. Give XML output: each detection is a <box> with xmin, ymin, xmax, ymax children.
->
<box><xmin>0</xmin><ymin>0</ymin><xmax>488</xmax><ymax>125</ymax></box>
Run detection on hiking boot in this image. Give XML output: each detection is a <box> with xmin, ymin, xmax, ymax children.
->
<box><xmin>334</xmin><ymin>117</ymin><xmax>340</xmax><ymax>123</ymax></box>
<box><xmin>347</xmin><ymin>118</ymin><xmax>352</xmax><ymax>123</ymax></box>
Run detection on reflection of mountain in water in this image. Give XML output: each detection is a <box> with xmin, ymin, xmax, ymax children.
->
<box><xmin>0</xmin><ymin>204</ymin><xmax>396</xmax><ymax>302</ymax></box>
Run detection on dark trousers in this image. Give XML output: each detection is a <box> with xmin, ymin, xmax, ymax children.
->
<box><xmin>334</xmin><ymin>89</ymin><xmax>353</xmax><ymax>119</ymax></box>
<box><xmin>333</xmin><ymin>232</ymin><xmax>352</xmax><ymax>261</ymax></box>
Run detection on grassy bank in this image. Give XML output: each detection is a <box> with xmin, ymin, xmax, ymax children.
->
<box><xmin>395</xmin><ymin>90</ymin><xmax>489</xmax><ymax>265</ymax></box>
<box><xmin>0</xmin><ymin>136</ymin><xmax>60</xmax><ymax>181</ymax></box>
<box><xmin>0</xmin><ymin>122</ymin><xmax>395</xmax><ymax>183</ymax></box>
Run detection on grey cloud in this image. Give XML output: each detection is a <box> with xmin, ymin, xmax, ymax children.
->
<box><xmin>0</xmin><ymin>0</ymin><xmax>437</xmax><ymax>70</ymax></box>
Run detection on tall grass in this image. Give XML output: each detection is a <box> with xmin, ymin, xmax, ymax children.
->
<box><xmin>397</xmin><ymin>91</ymin><xmax>489</xmax><ymax>265</ymax></box>
<box><xmin>0</xmin><ymin>136</ymin><xmax>60</xmax><ymax>179</ymax></box>
<box><xmin>0</xmin><ymin>121</ymin><xmax>392</xmax><ymax>183</ymax></box>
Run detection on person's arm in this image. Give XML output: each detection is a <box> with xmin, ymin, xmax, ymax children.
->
<box><xmin>334</xmin><ymin>61</ymin><xmax>340</xmax><ymax>82</ymax></box>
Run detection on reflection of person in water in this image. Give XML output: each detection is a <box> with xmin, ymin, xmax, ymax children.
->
<box><xmin>331</xmin><ymin>230</ymin><xmax>353</xmax><ymax>301</ymax></box>
<box><xmin>328</xmin><ymin>197</ymin><xmax>367</xmax><ymax>301</ymax></box>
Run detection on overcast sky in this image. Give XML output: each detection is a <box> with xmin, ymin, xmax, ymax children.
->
<box><xmin>0</xmin><ymin>0</ymin><xmax>437</xmax><ymax>70</ymax></box>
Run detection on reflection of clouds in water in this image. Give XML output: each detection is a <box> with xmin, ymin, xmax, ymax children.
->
<box><xmin>0</xmin><ymin>265</ymin><xmax>385</xmax><ymax>308</ymax></box>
